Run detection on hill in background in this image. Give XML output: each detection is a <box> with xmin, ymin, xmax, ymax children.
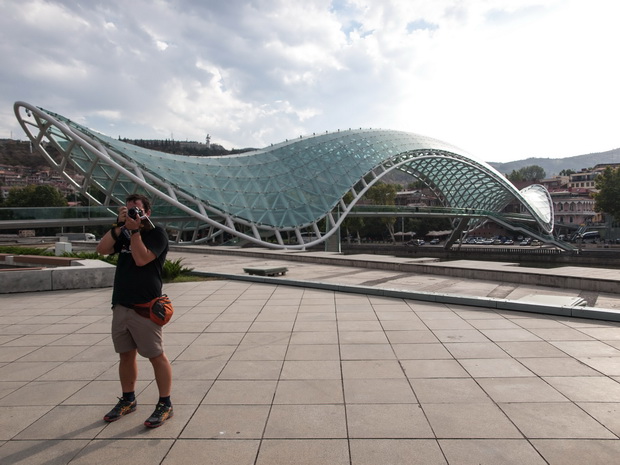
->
<box><xmin>0</xmin><ymin>139</ymin><xmax>48</xmax><ymax>168</ymax></box>
<box><xmin>488</xmin><ymin>147</ymin><xmax>620</xmax><ymax>177</ymax></box>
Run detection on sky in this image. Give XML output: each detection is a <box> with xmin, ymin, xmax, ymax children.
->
<box><xmin>1</xmin><ymin>0</ymin><xmax>619</xmax><ymax>163</ymax></box>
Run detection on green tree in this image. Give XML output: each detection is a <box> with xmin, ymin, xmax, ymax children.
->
<box><xmin>407</xmin><ymin>180</ymin><xmax>426</xmax><ymax>190</ymax></box>
<box><xmin>507</xmin><ymin>165</ymin><xmax>546</xmax><ymax>182</ymax></box>
<box><xmin>592</xmin><ymin>167</ymin><xmax>620</xmax><ymax>220</ymax></box>
<box><xmin>559</xmin><ymin>169</ymin><xmax>575</xmax><ymax>176</ymax></box>
<box><xmin>365</xmin><ymin>182</ymin><xmax>399</xmax><ymax>241</ymax></box>
<box><xmin>5</xmin><ymin>185</ymin><xmax>68</xmax><ymax>207</ymax></box>
<box><xmin>340</xmin><ymin>192</ymin><xmax>365</xmax><ymax>243</ymax></box>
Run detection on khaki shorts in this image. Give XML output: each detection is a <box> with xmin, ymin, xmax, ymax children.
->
<box><xmin>112</xmin><ymin>304</ymin><xmax>164</xmax><ymax>359</ymax></box>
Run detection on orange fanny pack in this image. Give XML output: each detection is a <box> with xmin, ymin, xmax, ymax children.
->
<box><xmin>132</xmin><ymin>294</ymin><xmax>174</xmax><ymax>326</ymax></box>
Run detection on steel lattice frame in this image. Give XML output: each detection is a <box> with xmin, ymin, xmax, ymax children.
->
<box><xmin>14</xmin><ymin>101</ymin><xmax>553</xmax><ymax>249</ymax></box>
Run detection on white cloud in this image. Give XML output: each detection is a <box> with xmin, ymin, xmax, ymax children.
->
<box><xmin>0</xmin><ymin>0</ymin><xmax>618</xmax><ymax>162</ymax></box>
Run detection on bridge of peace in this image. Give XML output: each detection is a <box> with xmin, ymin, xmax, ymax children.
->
<box><xmin>11</xmin><ymin>101</ymin><xmax>562</xmax><ymax>250</ymax></box>
<box><xmin>1</xmin><ymin>102</ymin><xmax>620</xmax><ymax>465</ymax></box>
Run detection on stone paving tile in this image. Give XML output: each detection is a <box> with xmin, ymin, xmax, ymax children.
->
<box><xmin>346</xmin><ymin>403</ymin><xmax>434</xmax><ymax>438</ymax></box>
<box><xmin>550</xmin><ymin>340</ymin><xmax>620</xmax><ymax>357</ymax></box>
<box><xmin>71</xmin><ymin>438</ymin><xmax>175</xmax><ymax>465</ymax></box>
<box><xmin>530</xmin><ymin>439</ymin><xmax>620</xmax><ymax>465</ymax></box>
<box><xmin>264</xmin><ymin>404</ymin><xmax>347</xmax><ymax>438</ymax></box>
<box><xmin>411</xmin><ymin>378</ymin><xmax>494</xmax><ymax>404</ymax></box>
<box><xmin>256</xmin><ymin>439</ymin><xmax>349</xmax><ymax>465</ymax></box>
<box><xmin>273</xmin><ymin>379</ymin><xmax>344</xmax><ymax>404</ymax></box>
<box><xmin>3</xmin><ymin>251</ymin><xmax>620</xmax><ymax>464</ymax></box>
<box><xmin>499</xmin><ymin>402</ymin><xmax>617</xmax><ymax>439</ymax></box>
<box><xmin>343</xmin><ymin>378</ymin><xmax>417</xmax><ymax>403</ymax></box>
<box><xmin>0</xmin><ymin>381</ymin><xmax>26</xmax><ymax>399</ymax></box>
<box><xmin>392</xmin><ymin>342</ymin><xmax>454</xmax><ymax>359</ymax></box>
<box><xmin>517</xmin><ymin>356</ymin><xmax>602</xmax><ymax>376</ymax></box>
<box><xmin>385</xmin><ymin>329</ymin><xmax>439</xmax><ymax>343</ymax></box>
<box><xmin>202</xmin><ymin>380</ymin><xmax>278</xmax><ymax>404</ymax></box>
<box><xmin>280</xmin><ymin>360</ymin><xmax>341</xmax><ymax>379</ymax></box>
<box><xmin>164</xmin><ymin>439</ymin><xmax>260</xmax><ymax>465</ymax></box>
<box><xmin>181</xmin><ymin>404</ymin><xmax>270</xmax><ymax>439</ymax></box>
<box><xmin>14</xmin><ymin>405</ymin><xmax>108</xmax><ymax>440</ymax></box>
<box><xmin>0</xmin><ymin>380</ymin><xmax>89</xmax><ymax>407</ymax></box>
<box><xmin>444</xmin><ymin>341</ymin><xmax>512</xmax><ymax>359</ymax></box>
<box><xmin>579</xmin><ymin>356</ymin><xmax>620</xmax><ymax>376</ymax></box>
<box><xmin>341</xmin><ymin>360</ymin><xmax>404</xmax><ymax>379</ymax></box>
<box><xmin>0</xmin><ymin>439</ymin><xmax>91</xmax><ymax>465</ymax></box>
<box><xmin>439</xmin><ymin>439</ymin><xmax>548</xmax><ymax>465</ymax></box>
<box><xmin>576</xmin><ymin>402</ymin><xmax>620</xmax><ymax>436</ymax></box>
<box><xmin>0</xmin><ymin>406</ymin><xmax>53</xmax><ymax>441</ymax></box>
<box><xmin>401</xmin><ymin>359</ymin><xmax>470</xmax><ymax>378</ymax></box>
<box><xmin>350</xmin><ymin>439</ymin><xmax>446</xmax><ymax>465</ymax></box>
<box><xmin>476</xmin><ymin>377</ymin><xmax>569</xmax><ymax>403</ymax></box>
<box><xmin>543</xmin><ymin>376</ymin><xmax>620</xmax><ymax>402</ymax></box>
<box><xmin>0</xmin><ymin>361</ymin><xmax>62</xmax><ymax>382</ymax></box>
<box><xmin>284</xmin><ymin>344</ymin><xmax>340</xmax><ymax>360</ymax></box>
<box><xmin>423</xmin><ymin>403</ymin><xmax>523</xmax><ymax>438</ymax></box>
<box><xmin>459</xmin><ymin>358</ymin><xmax>535</xmax><ymax>377</ymax></box>
<box><xmin>496</xmin><ymin>341</ymin><xmax>569</xmax><ymax>358</ymax></box>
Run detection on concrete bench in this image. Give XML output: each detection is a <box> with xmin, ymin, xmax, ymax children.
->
<box><xmin>243</xmin><ymin>266</ymin><xmax>288</xmax><ymax>277</ymax></box>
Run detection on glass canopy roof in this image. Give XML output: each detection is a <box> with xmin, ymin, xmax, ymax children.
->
<box><xmin>14</xmin><ymin>101</ymin><xmax>554</xmax><ymax>249</ymax></box>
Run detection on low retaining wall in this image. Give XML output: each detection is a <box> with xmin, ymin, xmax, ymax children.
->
<box><xmin>0</xmin><ymin>254</ymin><xmax>115</xmax><ymax>293</ymax></box>
<box><xmin>343</xmin><ymin>244</ymin><xmax>620</xmax><ymax>267</ymax></box>
<box><xmin>170</xmin><ymin>245</ymin><xmax>620</xmax><ymax>295</ymax></box>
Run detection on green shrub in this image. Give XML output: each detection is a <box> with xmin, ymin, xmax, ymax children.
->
<box><xmin>0</xmin><ymin>246</ymin><xmax>53</xmax><ymax>255</ymax></box>
<box><xmin>162</xmin><ymin>257</ymin><xmax>194</xmax><ymax>282</ymax></box>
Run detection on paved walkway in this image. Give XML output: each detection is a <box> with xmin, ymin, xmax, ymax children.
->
<box><xmin>2</xmin><ymin>248</ymin><xmax>620</xmax><ymax>464</ymax></box>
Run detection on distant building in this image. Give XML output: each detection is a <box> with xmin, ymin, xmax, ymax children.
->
<box><xmin>539</xmin><ymin>164</ymin><xmax>620</xmax><ymax>237</ymax></box>
<box><xmin>0</xmin><ymin>163</ymin><xmax>80</xmax><ymax>200</ymax></box>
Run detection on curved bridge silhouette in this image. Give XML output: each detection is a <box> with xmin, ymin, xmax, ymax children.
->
<box><xmin>14</xmin><ymin>101</ymin><xmax>555</xmax><ymax>250</ymax></box>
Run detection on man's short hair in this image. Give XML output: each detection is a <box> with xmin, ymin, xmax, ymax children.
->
<box><xmin>126</xmin><ymin>194</ymin><xmax>151</xmax><ymax>213</ymax></box>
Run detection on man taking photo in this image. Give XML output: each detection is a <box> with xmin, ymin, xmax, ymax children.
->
<box><xmin>96</xmin><ymin>193</ymin><xmax>173</xmax><ymax>428</ymax></box>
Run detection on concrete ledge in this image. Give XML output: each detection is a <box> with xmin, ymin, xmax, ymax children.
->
<box><xmin>0</xmin><ymin>268</ymin><xmax>53</xmax><ymax>293</ymax></box>
<box><xmin>0</xmin><ymin>258</ymin><xmax>114</xmax><ymax>293</ymax></box>
<box><xmin>11</xmin><ymin>254</ymin><xmax>78</xmax><ymax>267</ymax></box>
<box><xmin>192</xmin><ymin>270</ymin><xmax>620</xmax><ymax>323</ymax></box>
<box><xmin>169</xmin><ymin>246</ymin><xmax>620</xmax><ymax>294</ymax></box>
<box><xmin>51</xmin><ymin>259</ymin><xmax>116</xmax><ymax>291</ymax></box>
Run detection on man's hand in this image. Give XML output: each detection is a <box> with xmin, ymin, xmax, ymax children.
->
<box><xmin>117</xmin><ymin>206</ymin><xmax>128</xmax><ymax>226</ymax></box>
<box><xmin>119</xmin><ymin>206</ymin><xmax>141</xmax><ymax>231</ymax></box>
<box><xmin>125</xmin><ymin>214</ymin><xmax>142</xmax><ymax>231</ymax></box>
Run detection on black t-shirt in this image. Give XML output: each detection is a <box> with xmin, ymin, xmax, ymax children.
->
<box><xmin>111</xmin><ymin>226</ymin><xmax>169</xmax><ymax>306</ymax></box>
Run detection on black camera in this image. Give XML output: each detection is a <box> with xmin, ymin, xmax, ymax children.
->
<box><xmin>128</xmin><ymin>207</ymin><xmax>143</xmax><ymax>219</ymax></box>
<box><xmin>127</xmin><ymin>206</ymin><xmax>155</xmax><ymax>231</ymax></box>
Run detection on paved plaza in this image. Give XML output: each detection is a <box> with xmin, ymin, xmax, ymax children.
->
<box><xmin>2</xmin><ymin>249</ymin><xmax>620</xmax><ymax>464</ymax></box>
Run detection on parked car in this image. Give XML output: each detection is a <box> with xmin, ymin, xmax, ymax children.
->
<box><xmin>520</xmin><ymin>238</ymin><xmax>531</xmax><ymax>246</ymax></box>
<box><xmin>429</xmin><ymin>238</ymin><xmax>440</xmax><ymax>245</ymax></box>
<box><xmin>405</xmin><ymin>239</ymin><xmax>425</xmax><ymax>246</ymax></box>
<box><xmin>530</xmin><ymin>239</ymin><xmax>542</xmax><ymax>246</ymax></box>
<box><xmin>503</xmin><ymin>239</ymin><xmax>514</xmax><ymax>245</ymax></box>
<box><xmin>577</xmin><ymin>231</ymin><xmax>600</xmax><ymax>243</ymax></box>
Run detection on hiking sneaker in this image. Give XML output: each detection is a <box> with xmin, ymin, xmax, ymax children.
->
<box><xmin>144</xmin><ymin>402</ymin><xmax>173</xmax><ymax>428</ymax></box>
<box><xmin>103</xmin><ymin>397</ymin><xmax>137</xmax><ymax>422</ymax></box>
